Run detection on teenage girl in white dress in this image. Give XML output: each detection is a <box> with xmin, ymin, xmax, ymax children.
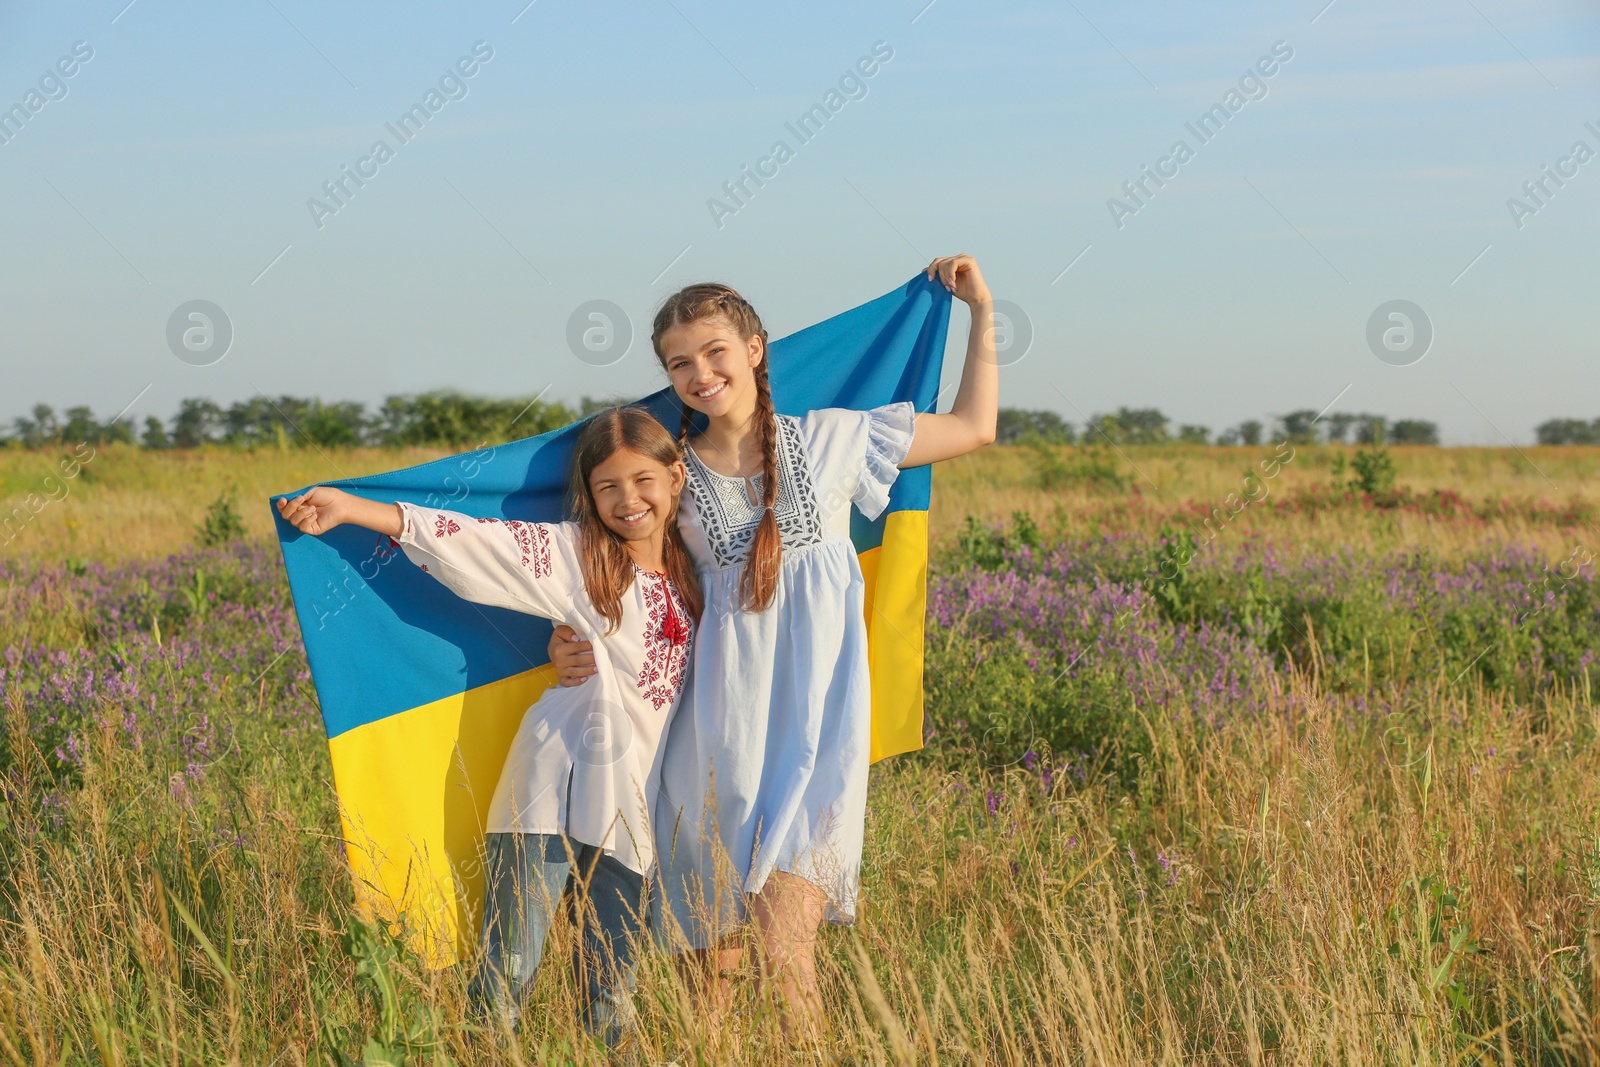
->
<box><xmin>551</xmin><ymin>254</ymin><xmax>998</xmax><ymax>1027</ymax></box>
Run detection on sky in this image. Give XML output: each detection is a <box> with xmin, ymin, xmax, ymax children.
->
<box><xmin>1</xmin><ymin>0</ymin><xmax>1597</xmax><ymax>445</ymax></box>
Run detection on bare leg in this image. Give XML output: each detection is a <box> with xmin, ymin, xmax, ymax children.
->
<box><xmin>748</xmin><ymin>870</ymin><xmax>827</xmax><ymax>1035</ymax></box>
<box><xmin>677</xmin><ymin>943</ymin><xmax>744</xmax><ymax>1016</ymax></box>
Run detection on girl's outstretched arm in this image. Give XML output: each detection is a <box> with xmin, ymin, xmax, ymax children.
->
<box><xmin>901</xmin><ymin>253</ymin><xmax>999</xmax><ymax>468</ymax></box>
<box><xmin>277</xmin><ymin>486</ymin><xmax>402</xmax><ymax>537</ymax></box>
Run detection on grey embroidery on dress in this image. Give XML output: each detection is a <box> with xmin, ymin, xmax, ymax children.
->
<box><xmin>685</xmin><ymin>415</ymin><xmax>825</xmax><ymax>569</ymax></box>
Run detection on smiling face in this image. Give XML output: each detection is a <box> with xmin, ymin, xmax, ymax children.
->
<box><xmin>586</xmin><ymin>446</ymin><xmax>686</xmax><ymax>546</ymax></box>
<box><xmin>657</xmin><ymin>315</ymin><xmax>764</xmax><ymax>423</ymax></box>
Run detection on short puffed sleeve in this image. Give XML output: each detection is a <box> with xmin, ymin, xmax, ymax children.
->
<box><xmin>852</xmin><ymin>400</ymin><xmax>916</xmax><ymax>520</ymax></box>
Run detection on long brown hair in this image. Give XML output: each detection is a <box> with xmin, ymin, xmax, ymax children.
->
<box><xmin>568</xmin><ymin>407</ymin><xmax>702</xmax><ymax>634</ymax></box>
<box><xmin>651</xmin><ymin>283</ymin><xmax>780</xmax><ymax>613</ymax></box>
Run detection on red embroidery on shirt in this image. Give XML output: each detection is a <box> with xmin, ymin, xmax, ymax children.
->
<box><xmin>434</xmin><ymin>515</ymin><xmax>461</xmax><ymax>538</ymax></box>
<box><xmin>638</xmin><ymin>574</ymin><xmax>693</xmax><ymax>710</ymax></box>
<box><xmin>419</xmin><ymin>563</ymin><xmax>429</xmax><ymax>572</ymax></box>
<box><xmin>502</xmin><ymin>520</ymin><xmax>552</xmax><ymax>578</ymax></box>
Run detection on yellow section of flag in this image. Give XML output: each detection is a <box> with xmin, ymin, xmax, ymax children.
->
<box><xmin>325</xmin><ymin>512</ymin><xmax>927</xmax><ymax>962</ymax></box>
<box><xmin>327</xmin><ymin>663</ymin><xmax>558</xmax><ymax>966</ymax></box>
<box><xmin>861</xmin><ymin>509</ymin><xmax>930</xmax><ymax>763</ymax></box>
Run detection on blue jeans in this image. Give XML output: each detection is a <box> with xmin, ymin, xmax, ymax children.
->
<box><xmin>467</xmin><ymin>833</ymin><xmax>646</xmax><ymax>1044</ymax></box>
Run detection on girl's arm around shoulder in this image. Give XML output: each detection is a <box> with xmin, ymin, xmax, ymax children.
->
<box><xmin>900</xmin><ymin>253</ymin><xmax>999</xmax><ymax>468</ymax></box>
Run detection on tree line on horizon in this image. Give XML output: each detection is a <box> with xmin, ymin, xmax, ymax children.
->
<box><xmin>1</xmin><ymin>396</ymin><xmax>1590</xmax><ymax>451</ymax></box>
<box><xmin>995</xmin><ymin>406</ymin><xmax>1447</xmax><ymax>447</ymax></box>
<box><xmin>1533</xmin><ymin>418</ymin><xmax>1600</xmax><ymax>445</ymax></box>
<box><xmin>1</xmin><ymin>393</ymin><xmax>599</xmax><ymax>451</ymax></box>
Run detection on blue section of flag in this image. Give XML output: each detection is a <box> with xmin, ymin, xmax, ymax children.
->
<box><xmin>273</xmin><ymin>274</ymin><xmax>951</xmax><ymax>740</ymax></box>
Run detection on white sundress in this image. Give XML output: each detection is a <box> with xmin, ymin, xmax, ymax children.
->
<box><xmin>652</xmin><ymin>402</ymin><xmax>916</xmax><ymax>946</ymax></box>
<box><xmin>394</xmin><ymin>503</ymin><xmax>694</xmax><ymax>877</ymax></box>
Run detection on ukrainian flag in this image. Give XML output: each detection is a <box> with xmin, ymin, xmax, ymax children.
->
<box><xmin>272</xmin><ymin>273</ymin><xmax>952</xmax><ymax>963</ymax></box>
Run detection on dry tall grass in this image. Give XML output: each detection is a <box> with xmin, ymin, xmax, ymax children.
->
<box><xmin>5</xmin><ymin>442</ymin><xmax>1599</xmax><ymax>564</ymax></box>
<box><xmin>0</xmin><ymin>444</ymin><xmax>454</xmax><ymax>563</ymax></box>
<box><xmin>931</xmin><ymin>443</ymin><xmax>1600</xmax><ymax>558</ymax></box>
<box><xmin>5</xmin><ymin>664</ymin><xmax>1600</xmax><ymax>1062</ymax></box>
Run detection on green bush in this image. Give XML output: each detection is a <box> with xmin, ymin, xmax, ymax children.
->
<box><xmin>948</xmin><ymin>511</ymin><xmax>1042</xmax><ymax>572</ymax></box>
<box><xmin>1028</xmin><ymin>439</ymin><xmax>1131</xmax><ymax>493</ymax></box>
<box><xmin>1349</xmin><ymin>442</ymin><xmax>1398</xmax><ymax>498</ymax></box>
<box><xmin>196</xmin><ymin>491</ymin><xmax>246</xmax><ymax>548</ymax></box>
<box><xmin>923</xmin><ymin>632</ymin><xmax>1153</xmax><ymax>786</ymax></box>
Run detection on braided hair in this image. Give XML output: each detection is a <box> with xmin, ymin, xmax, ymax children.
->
<box><xmin>651</xmin><ymin>283</ymin><xmax>781</xmax><ymax>613</ymax></box>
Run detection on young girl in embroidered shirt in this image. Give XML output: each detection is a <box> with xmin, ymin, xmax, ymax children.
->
<box><xmin>276</xmin><ymin>407</ymin><xmax>700</xmax><ymax>1042</ymax></box>
<box><xmin>550</xmin><ymin>254</ymin><xmax>999</xmax><ymax>1030</ymax></box>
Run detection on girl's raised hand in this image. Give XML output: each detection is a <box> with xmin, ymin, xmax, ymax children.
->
<box><xmin>276</xmin><ymin>486</ymin><xmax>354</xmax><ymax>536</ymax></box>
<box><xmin>925</xmin><ymin>254</ymin><xmax>992</xmax><ymax>308</ymax></box>
<box><xmin>901</xmin><ymin>253</ymin><xmax>1000</xmax><ymax>468</ymax></box>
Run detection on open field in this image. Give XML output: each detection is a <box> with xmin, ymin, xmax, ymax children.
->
<box><xmin>0</xmin><ymin>445</ymin><xmax>453</xmax><ymax>564</ymax></box>
<box><xmin>4</xmin><ymin>441</ymin><xmax>1599</xmax><ymax>563</ymax></box>
<box><xmin>4</xmin><ymin>442</ymin><xmax>1600</xmax><ymax>1063</ymax></box>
